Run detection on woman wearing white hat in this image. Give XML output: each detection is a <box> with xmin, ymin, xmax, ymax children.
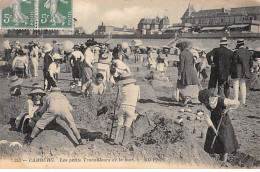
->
<box><xmin>46</xmin><ymin>53</ymin><xmax>63</xmax><ymax>90</ymax></box>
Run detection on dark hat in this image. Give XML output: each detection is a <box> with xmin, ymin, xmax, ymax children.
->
<box><xmin>96</xmin><ymin>73</ymin><xmax>104</xmax><ymax>79</ymax></box>
<box><xmin>17</xmin><ymin>49</ymin><xmax>26</xmax><ymax>56</ymax></box>
<box><xmin>198</xmin><ymin>89</ymin><xmax>214</xmax><ymax>104</ymax></box>
<box><xmin>52</xmin><ymin>40</ymin><xmax>57</xmax><ymax>43</ymax></box>
<box><xmin>237</xmin><ymin>39</ymin><xmax>244</xmax><ymax>45</ymax></box>
<box><xmin>220</xmin><ymin>37</ymin><xmax>229</xmax><ymax>45</ymax></box>
<box><xmin>117</xmin><ymin>76</ymin><xmax>136</xmax><ymax>86</ymax></box>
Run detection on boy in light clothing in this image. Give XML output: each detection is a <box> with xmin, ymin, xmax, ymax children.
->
<box><xmin>113</xmin><ymin>76</ymin><xmax>140</xmax><ymax>146</ymax></box>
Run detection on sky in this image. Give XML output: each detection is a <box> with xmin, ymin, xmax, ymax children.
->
<box><xmin>0</xmin><ymin>0</ymin><xmax>260</xmax><ymax>33</ymax></box>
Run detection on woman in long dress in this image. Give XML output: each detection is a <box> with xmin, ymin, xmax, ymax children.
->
<box><xmin>176</xmin><ymin>40</ymin><xmax>199</xmax><ymax>106</ymax></box>
<box><xmin>198</xmin><ymin>89</ymin><xmax>240</xmax><ymax>162</ymax></box>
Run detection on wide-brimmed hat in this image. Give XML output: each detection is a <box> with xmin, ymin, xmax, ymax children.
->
<box><xmin>52</xmin><ymin>53</ymin><xmax>63</xmax><ymax>60</ymax></box>
<box><xmin>9</xmin><ymin>76</ymin><xmax>23</xmax><ymax>87</ymax></box>
<box><xmin>220</xmin><ymin>37</ymin><xmax>229</xmax><ymax>45</ymax></box>
<box><xmin>28</xmin><ymin>88</ymin><xmax>46</xmax><ymax>97</ymax></box>
<box><xmin>237</xmin><ymin>39</ymin><xmax>244</xmax><ymax>45</ymax></box>
<box><xmin>17</xmin><ymin>49</ymin><xmax>26</xmax><ymax>56</ymax></box>
<box><xmin>99</xmin><ymin>53</ymin><xmax>112</xmax><ymax>64</ymax></box>
<box><xmin>117</xmin><ymin>76</ymin><xmax>136</xmax><ymax>86</ymax></box>
<box><xmin>51</xmin><ymin>87</ymin><xmax>61</xmax><ymax>92</ymax></box>
<box><xmin>44</xmin><ymin>43</ymin><xmax>53</xmax><ymax>53</ymax></box>
<box><xmin>176</xmin><ymin>39</ymin><xmax>192</xmax><ymax>50</ymax></box>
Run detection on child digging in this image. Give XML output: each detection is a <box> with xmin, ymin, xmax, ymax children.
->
<box><xmin>113</xmin><ymin>76</ymin><xmax>140</xmax><ymax>146</ymax></box>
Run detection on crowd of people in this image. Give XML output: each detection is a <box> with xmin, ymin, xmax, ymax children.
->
<box><xmin>2</xmin><ymin>37</ymin><xmax>260</xmax><ymax>162</ymax></box>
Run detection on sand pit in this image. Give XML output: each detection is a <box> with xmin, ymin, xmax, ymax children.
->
<box><xmin>0</xmin><ymin>60</ymin><xmax>259</xmax><ymax>168</ymax></box>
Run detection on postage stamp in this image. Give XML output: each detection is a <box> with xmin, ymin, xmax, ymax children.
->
<box><xmin>1</xmin><ymin>0</ymin><xmax>35</xmax><ymax>29</ymax></box>
<box><xmin>38</xmin><ymin>0</ymin><xmax>73</xmax><ymax>29</ymax></box>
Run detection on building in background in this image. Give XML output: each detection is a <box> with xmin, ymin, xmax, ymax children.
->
<box><xmin>137</xmin><ymin>16</ymin><xmax>170</xmax><ymax>35</ymax></box>
<box><xmin>93</xmin><ymin>22</ymin><xmax>136</xmax><ymax>35</ymax></box>
<box><xmin>174</xmin><ymin>4</ymin><xmax>260</xmax><ymax>33</ymax></box>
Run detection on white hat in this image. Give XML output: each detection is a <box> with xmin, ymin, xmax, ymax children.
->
<box><xmin>52</xmin><ymin>53</ymin><xmax>63</xmax><ymax>60</ymax></box>
<box><xmin>9</xmin><ymin>76</ymin><xmax>23</xmax><ymax>87</ymax></box>
<box><xmin>44</xmin><ymin>43</ymin><xmax>53</xmax><ymax>53</ymax></box>
<box><xmin>220</xmin><ymin>37</ymin><xmax>229</xmax><ymax>45</ymax></box>
<box><xmin>99</xmin><ymin>53</ymin><xmax>112</xmax><ymax>64</ymax></box>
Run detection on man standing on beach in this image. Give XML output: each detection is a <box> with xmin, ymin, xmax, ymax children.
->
<box><xmin>206</xmin><ymin>37</ymin><xmax>233</xmax><ymax>98</ymax></box>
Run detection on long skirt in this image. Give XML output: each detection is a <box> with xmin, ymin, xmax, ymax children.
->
<box><xmin>72</xmin><ymin>59</ymin><xmax>82</xmax><ymax>79</ymax></box>
<box><xmin>82</xmin><ymin>66</ymin><xmax>93</xmax><ymax>84</ymax></box>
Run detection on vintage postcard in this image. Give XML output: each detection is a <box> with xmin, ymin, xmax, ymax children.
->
<box><xmin>0</xmin><ymin>0</ymin><xmax>260</xmax><ymax>169</ymax></box>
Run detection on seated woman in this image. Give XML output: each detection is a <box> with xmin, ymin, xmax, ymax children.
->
<box><xmin>198</xmin><ymin>89</ymin><xmax>240</xmax><ymax>162</ymax></box>
<box><xmin>15</xmin><ymin>84</ymin><xmax>46</xmax><ymax>134</ymax></box>
<box><xmin>81</xmin><ymin>73</ymin><xmax>105</xmax><ymax>96</ymax></box>
<box><xmin>12</xmin><ymin>49</ymin><xmax>29</xmax><ymax>77</ymax></box>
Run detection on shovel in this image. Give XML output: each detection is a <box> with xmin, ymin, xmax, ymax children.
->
<box><xmin>109</xmin><ymin>85</ymin><xmax>120</xmax><ymax>140</ymax></box>
<box><xmin>210</xmin><ymin>110</ymin><xmax>227</xmax><ymax>150</ymax></box>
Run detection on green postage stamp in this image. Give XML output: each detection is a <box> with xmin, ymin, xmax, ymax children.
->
<box><xmin>1</xmin><ymin>0</ymin><xmax>36</xmax><ymax>29</ymax></box>
<box><xmin>38</xmin><ymin>0</ymin><xmax>73</xmax><ymax>29</ymax></box>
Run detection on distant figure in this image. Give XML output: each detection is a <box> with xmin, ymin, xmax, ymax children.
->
<box><xmin>230</xmin><ymin>39</ymin><xmax>253</xmax><ymax>106</ymax></box>
<box><xmin>44</xmin><ymin>0</ymin><xmax>68</xmax><ymax>26</ymax></box>
<box><xmin>70</xmin><ymin>45</ymin><xmax>84</xmax><ymax>86</ymax></box>
<box><xmin>3</xmin><ymin>40</ymin><xmax>12</xmax><ymax>63</ymax></box>
<box><xmin>43</xmin><ymin>43</ymin><xmax>54</xmax><ymax>90</ymax></box>
<box><xmin>176</xmin><ymin>39</ymin><xmax>199</xmax><ymax>106</ymax></box>
<box><xmin>82</xmin><ymin>44</ymin><xmax>95</xmax><ymax>85</ymax></box>
<box><xmin>47</xmin><ymin>54</ymin><xmax>63</xmax><ymax>90</ymax></box>
<box><xmin>206</xmin><ymin>37</ymin><xmax>233</xmax><ymax>98</ymax></box>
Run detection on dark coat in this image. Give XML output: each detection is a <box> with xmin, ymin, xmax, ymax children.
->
<box><xmin>43</xmin><ymin>52</ymin><xmax>53</xmax><ymax>71</ymax></box>
<box><xmin>230</xmin><ymin>47</ymin><xmax>253</xmax><ymax>79</ymax></box>
<box><xmin>206</xmin><ymin>46</ymin><xmax>233</xmax><ymax>81</ymax></box>
<box><xmin>204</xmin><ymin>97</ymin><xmax>239</xmax><ymax>154</ymax></box>
<box><xmin>178</xmin><ymin>49</ymin><xmax>198</xmax><ymax>86</ymax></box>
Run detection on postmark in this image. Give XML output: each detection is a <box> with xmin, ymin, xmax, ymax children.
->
<box><xmin>1</xmin><ymin>0</ymin><xmax>35</xmax><ymax>29</ymax></box>
<box><xmin>38</xmin><ymin>0</ymin><xmax>73</xmax><ymax>29</ymax></box>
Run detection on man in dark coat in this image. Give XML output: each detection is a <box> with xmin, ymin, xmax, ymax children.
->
<box><xmin>206</xmin><ymin>37</ymin><xmax>233</xmax><ymax>98</ymax></box>
<box><xmin>230</xmin><ymin>39</ymin><xmax>253</xmax><ymax>106</ymax></box>
<box><xmin>43</xmin><ymin>43</ymin><xmax>54</xmax><ymax>90</ymax></box>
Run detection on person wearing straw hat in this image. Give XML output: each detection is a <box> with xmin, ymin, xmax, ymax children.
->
<box><xmin>9</xmin><ymin>75</ymin><xmax>23</xmax><ymax>97</ymax></box>
<box><xmin>15</xmin><ymin>84</ymin><xmax>46</xmax><ymax>133</ymax></box>
<box><xmin>24</xmin><ymin>87</ymin><xmax>84</xmax><ymax>146</ymax></box>
<box><xmin>113</xmin><ymin>76</ymin><xmax>140</xmax><ymax>146</ymax></box>
<box><xmin>198</xmin><ymin>89</ymin><xmax>240</xmax><ymax>162</ymax></box>
<box><xmin>95</xmin><ymin>52</ymin><xmax>112</xmax><ymax>88</ymax></box>
<box><xmin>46</xmin><ymin>53</ymin><xmax>63</xmax><ymax>90</ymax></box>
<box><xmin>206</xmin><ymin>37</ymin><xmax>233</xmax><ymax>98</ymax></box>
<box><xmin>43</xmin><ymin>43</ymin><xmax>54</xmax><ymax>90</ymax></box>
<box><xmin>230</xmin><ymin>39</ymin><xmax>253</xmax><ymax>107</ymax></box>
